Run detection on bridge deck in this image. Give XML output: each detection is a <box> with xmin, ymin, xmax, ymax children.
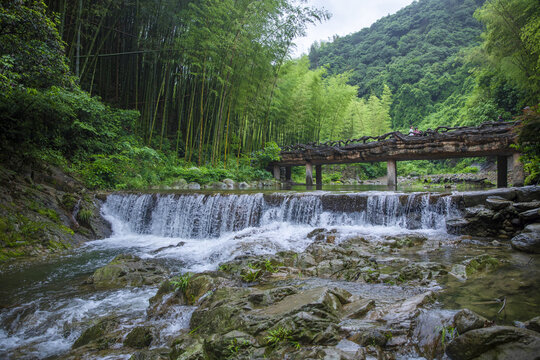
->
<box><xmin>272</xmin><ymin>122</ymin><xmax>523</xmax><ymax>188</ymax></box>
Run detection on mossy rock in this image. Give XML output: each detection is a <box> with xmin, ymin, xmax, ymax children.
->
<box><xmin>170</xmin><ymin>334</ymin><xmax>208</xmax><ymax>360</ymax></box>
<box><xmin>88</xmin><ymin>254</ymin><xmax>167</xmax><ymax>289</ymax></box>
<box><xmin>464</xmin><ymin>255</ymin><xmax>500</xmax><ymax>277</ymax></box>
<box><xmin>72</xmin><ymin>316</ymin><xmax>119</xmax><ymax>349</ymax></box>
<box><xmin>124</xmin><ymin>326</ymin><xmax>153</xmax><ymax>349</ymax></box>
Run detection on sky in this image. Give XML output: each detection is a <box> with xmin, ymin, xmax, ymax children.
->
<box><xmin>292</xmin><ymin>0</ymin><xmax>416</xmax><ymax>58</ymax></box>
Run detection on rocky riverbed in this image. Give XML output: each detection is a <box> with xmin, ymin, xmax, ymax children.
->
<box><xmin>34</xmin><ymin>227</ymin><xmax>540</xmax><ymax>360</ymax></box>
<box><xmin>1</xmin><ymin>188</ymin><xmax>539</xmax><ymax>359</ymax></box>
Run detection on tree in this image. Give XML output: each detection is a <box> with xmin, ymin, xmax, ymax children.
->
<box><xmin>0</xmin><ymin>0</ymin><xmax>71</xmax><ymax>90</ymax></box>
<box><xmin>474</xmin><ymin>0</ymin><xmax>540</xmax><ymax>103</ymax></box>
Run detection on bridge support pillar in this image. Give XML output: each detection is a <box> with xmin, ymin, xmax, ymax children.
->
<box><xmin>315</xmin><ymin>165</ymin><xmax>322</xmax><ymax>187</ymax></box>
<box><xmin>285</xmin><ymin>166</ymin><xmax>292</xmax><ymax>182</ymax></box>
<box><xmin>511</xmin><ymin>153</ymin><xmax>525</xmax><ymax>187</ymax></box>
<box><xmin>306</xmin><ymin>162</ymin><xmax>313</xmax><ymax>186</ymax></box>
<box><xmin>387</xmin><ymin>159</ymin><xmax>397</xmax><ymax>189</ymax></box>
<box><xmin>273</xmin><ymin>165</ymin><xmax>280</xmax><ymax>181</ymax></box>
<box><xmin>497</xmin><ymin>155</ymin><xmax>508</xmax><ymax>188</ymax></box>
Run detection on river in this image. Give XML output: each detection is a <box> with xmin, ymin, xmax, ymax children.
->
<box><xmin>0</xmin><ymin>188</ymin><xmax>539</xmax><ymax>359</ymax></box>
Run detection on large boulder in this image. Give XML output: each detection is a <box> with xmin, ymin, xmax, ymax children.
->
<box><xmin>86</xmin><ymin>254</ymin><xmax>168</xmax><ymax>289</ymax></box>
<box><xmin>445</xmin><ymin>326</ymin><xmax>540</xmax><ymax>360</ymax></box>
<box><xmin>511</xmin><ymin>223</ymin><xmax>540</xmax><ymax>254</ymax></box>
<box><xmin>453</xmin><ymin>309</ymin><xmax>489</xmax><ymax>334</ymax></box>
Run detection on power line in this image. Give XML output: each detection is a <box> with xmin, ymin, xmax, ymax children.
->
<box><xmin>75</xmin><ymin>49</ymin><xmax>180</xmax><ymax>58</ymax></box>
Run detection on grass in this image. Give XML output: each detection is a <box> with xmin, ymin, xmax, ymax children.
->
<box><xmin>170</xmin><ymin>272</ymin><xmax>192</xmax><ymax>293</ymax></box>
<box><xmin>265</xmin><ymin>327</ymin><xmax>300</xmax><ymax>349</ymax></box>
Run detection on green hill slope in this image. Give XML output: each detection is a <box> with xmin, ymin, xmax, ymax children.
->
<box><xmin>309</xmin><ymin>0</ymin><xmax>486</xmax><ymax>129</ymax></box>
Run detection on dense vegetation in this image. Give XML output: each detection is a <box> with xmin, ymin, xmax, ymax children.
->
<box><xmin>0</xmin><ymin>0</ymin><xmax>538</xmax><ymax>188</ymax></box>
<box><xmin>1</xmin><ymin>0</ymin><xmax>314</xmax><ymax>188</ymax></box>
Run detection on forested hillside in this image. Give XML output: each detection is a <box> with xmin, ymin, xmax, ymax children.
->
<box><xmin>307</xmin><ymin>0</ymin><xmax>538</xmax><ymax>132</ymax></box>
<box><xmin>308</xmin><ymin>0</ymin><xmax>485</xmax><ymax>129</ymax></box>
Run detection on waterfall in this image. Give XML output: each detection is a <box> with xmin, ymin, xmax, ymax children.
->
<box><xmin>103</xmin><ymin>192</ymin><xmax>458</xmax><ymax>238</ymax></box>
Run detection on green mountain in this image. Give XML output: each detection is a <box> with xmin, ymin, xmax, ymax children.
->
<box><xmin>308</xmin><ymin>0</ymin><xmax>486</xmax><ymax>129</ymax></box>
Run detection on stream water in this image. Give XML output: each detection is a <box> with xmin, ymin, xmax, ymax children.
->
<box><xmin>0</xmin><ymin>190</ymin><xmax>538</xmax><ymax>359</ymax></box>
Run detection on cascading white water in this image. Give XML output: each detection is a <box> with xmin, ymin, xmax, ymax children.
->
<box><xmin>103</xmin><ymin>192</ymin><xmax>457</xmax><ymax>238</ymax></box>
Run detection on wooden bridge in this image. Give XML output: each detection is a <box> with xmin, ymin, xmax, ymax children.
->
<box><xmin>271</xmin><ymin>122</ymin><xmax>524</xmax><ymax>188</ymax></box>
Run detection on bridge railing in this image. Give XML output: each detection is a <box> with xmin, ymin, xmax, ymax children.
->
<box><xmin>280</xmin><ymin>121</ymin><xmax>519</xmax><ymax>152</ymax></box>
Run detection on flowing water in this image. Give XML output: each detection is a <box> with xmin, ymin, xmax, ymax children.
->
<box><xmin>0</xmin><ymin>190</ymin><xmax>538</xmax><ymax>359</ymax></box>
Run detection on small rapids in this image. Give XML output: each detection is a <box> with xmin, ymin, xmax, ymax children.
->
<box><xmin>0</xmin><ymin>190</ymin><xmax>461</xmax><ymax>359</ymax></box>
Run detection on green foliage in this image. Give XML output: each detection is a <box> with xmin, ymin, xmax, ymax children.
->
<box><xmin>270</xmin><ymin>58</ymin><xmax>393</xmax><ymax>145</ymax></box>
<box><xmin>0</xmin><ymin>0</ymin><xmax>72</xmax><ymax>91</ymax></box>
<box><xmin>251</xmin><ymin>142</ymin><xmax>281</xmax><ymax>169</ymax></box>
<box><xmin>76</xmin><ymin>208</ymin><xmax>93</xmax><ymax>227</ymax></box>
<box><xmin>474</xmin><ymin>0</ymin><xmax>540</xmax><ymax>103</ymax></box>
<box><xmin>226</xmin><ymin>338</ymin><xmax>251</xmax><ymax>359</ymax></box>
<box><xmin>398</xmin><ymin>159</ymin><xmax>481</xmax><ymax>177</ymax></box>
<box><xmin>170</xmin><ymin>273</ymin><xmax>192</xmax><ymax>293</ymax></box>
<box><xmin>0</xmin><ymin>86</ymin><xmax>139</xmax><ymax>164</ymax></box>
<box><xmin>515</xmin><ymin>106</ymin><xmax>540</xmax><ymax>184</ymax></box>
<box><xmin>240</xmin><ymin>267</ymin><xmax>261</xmax><ymax>283</ymax></box>
<box><xmin>265</xmin><ymin>327</ymin><xmax>299</xmax><ymax>349</ymax></box>
<box><xmin>264</xmin><ymin>259</ymin><xmax>279</xmax><ymax>273</ymax></box>
<box><xmin>437</xmin><ymin>326</ymin><xmax>459</xmax><ymax>349</ymax></box>
<box><xmin>0</xmin><ymin>212</ymin><xmax>73</xmax><ymax>261</ymax></box>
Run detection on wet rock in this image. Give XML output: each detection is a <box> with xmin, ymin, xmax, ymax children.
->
<box><xmin>514</xmin><ymin>201</ymin><xmax>540</xmax><ymax>212</ymax></box>
<box><xmin>453</xmin><ymin>309</ymin><xmax>489</xmax><ymax>334</ymax></box>
<box><xmin>238</xmin><ymin>182</ymin><xmax>249</xmax><ymax>189</ymax></box>
<box><xmin>270</xmin><ymin>345</ymin><xmax>361</xmax><ymax>360</ymax></box>
<box><xmin>258</xmin><ymin>287</ymin><xmax>343</xmax><ymax>320</ymax></box>
<box><xmin>129</xmin><ymin>348</ymin><xmax>169</xmax><ymax>360</ymax></box>
<box><xmin>445</xmin><ymin>326</ymin><xmax>540</xmax><ymax>360</ymax></box>
<box><xmin>413</xmin><ymin>309</ymin><xmax>455</xmax><ymax>360</ymax></box>
<box><xmin>189</xmin><ymin>285</ymin><xmax>348</xmax><ymax>352</ymax></box>
<box><xmin>349</xmin><ymin>328</ymin><xmax>388</xmax><ymax>347</ymax></box>
<box><xmin>398</xmin><ymin>262</ymin><xmax>447</xmax><ymax>282</ymax></box>
<box><xmin>222</xmin><ymin>179</ymin><xmax>235</xmax><ymax>189</ymax></box>
<box><xmin>189</xmin><ymin>287</ymin><xmax>252</xmax><ymax>335</ymax></box>
<box><xmin>72</xmin><ymin>316</ymin><xmax>120</xmax><ymax>349</ymax></box>
<box><xmin>460</xmin><ymin>255</ymin><xmax>500</xmax><ymax>278</ymax></box>
<box><xmin>307</xmin><ymin>228</ymin><xmax>326</xmax><ymax>238</ymax></box>
<box><xmin>344</xmin><ymin>299</ymin><xmax>376</xmax><ymax>319</ymax></box>
<box><xmin>458</xmin><ymin>188</ymin><xmax>517</xmax><ymax>208</ymax></box>
<box><xmin>124</xmin><ymin>326</ymin><xmax>153</xmax><ymax>349</ymax></box>
<box><xmin>170</xmin><ymin>179</ymin><xmax>187</xmax><ymax>190</ymax></box>
<box><xmin>520</xmin><ymin>208</ymin><xmax>540</xmax><ymax>222</ymax></box>
<box><xmin>524</xmin><ymin>316</ymin><xmax>540</xmax><ymax>333</ymax></box>
<box><xmin>203</xmin><ymin>181</ymin><xmax>227</xmax><ymax>190</ymax></box>
<box><xmin>187</xmin><ymin>182</ymin><xmax>200</xmax><ymax>190</ymax></box>
<box><xmin>147</xmin><ymin>280</ymin><xmax>187</xmax><ymax>318</ymax></box>
<box><xmin>380</xmin><ymin>291</ymin><xmax>435</xmax><ymax>326</ymax></box>
<box><xmin>515</xmin><ymin>186</ymin><xmax>540</xmax><ymax>202</ymax></box>
<box><xmin>485</xmin><ymin>196</ymin><xmax>513</xmax><ymax>211</ymax></box>
<box><xmin>170</xmin><ymin>334</ymin><xmax>206</xmax><ymax>360</ymax></box>
<box><xmin>511</xmin><ymin>223</ymin><xmax>540</xmax><ymax>254</ymax></box>
<box><xmin>185</xmin><ymin>273</ymin><xmax>234</xmax><ymax>305</ymax></box>
<box><xmin>86</xmin><ymin>254</ymin><xmax>168</xmax><ymax>289</ymax></box>
<box><xmin>386</xmin><ymin>234</ymin><xmax>427</xmax><ymax>249</ymax></box>
<box><xmin>203</xmin><ymin>330</ymin><xmax>256</xmax><ymax>359</ymax></box>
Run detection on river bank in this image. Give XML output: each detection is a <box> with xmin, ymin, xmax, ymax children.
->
<box><xmin>0</xmin><ymin>188</ymin><xmax>539</xmax><ymax>359</ymax></box>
